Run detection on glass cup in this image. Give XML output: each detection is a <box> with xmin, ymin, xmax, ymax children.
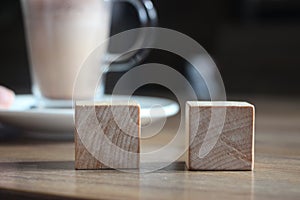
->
<box><xmin>21</xmin><ymin>0</ymin><xmax>157</xmax><ymax>107</ymax></box>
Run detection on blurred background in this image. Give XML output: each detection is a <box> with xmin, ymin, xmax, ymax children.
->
<box><xmin>0</xmin><ymin>0</ymin><xmax>300</xmax><ymax>99</ymax></box>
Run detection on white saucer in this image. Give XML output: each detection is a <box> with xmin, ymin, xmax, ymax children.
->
<box><xmin>0</xmin><ymin>95</ymin><xmax>179</xmax><ymax>134</ymax></box>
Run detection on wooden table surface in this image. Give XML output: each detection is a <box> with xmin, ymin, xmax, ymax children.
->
<box><xmin>0</xmin><ymin>97</ymin><xmax>300</xmax><ymax>200</ymax></box>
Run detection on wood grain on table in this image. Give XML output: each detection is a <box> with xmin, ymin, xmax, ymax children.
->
<box><xmin>0</xmin><ymin>97</ymin><xmax>299</xmax><ymax>200</ymax></box>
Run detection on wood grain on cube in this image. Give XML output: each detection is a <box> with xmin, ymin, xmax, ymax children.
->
<box><xmin>186</xmin><ymin>101</ymin><xmax>255</xmax><ymax>170</ymax></box>
<box><xmin>75</xmin><ymin>102</ymin><xmax>140</xmax><ymax>170</ymax></box>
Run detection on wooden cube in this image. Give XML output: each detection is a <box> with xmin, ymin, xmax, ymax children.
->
<box><xmin>75</xmin><ymin>102</ymin><xmax>140</xmax><ymax>170</ymax></box>
<box><xmin>186</xmin><ymin>101</ymin><xmax>255</xmax><ymax>170</ymax></box>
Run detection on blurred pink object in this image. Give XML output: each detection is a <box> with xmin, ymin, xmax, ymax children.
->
<box><xmin>0</xmin><ymin>86</ymin><xmax>15</xmax><ymax>109</ymax></box>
